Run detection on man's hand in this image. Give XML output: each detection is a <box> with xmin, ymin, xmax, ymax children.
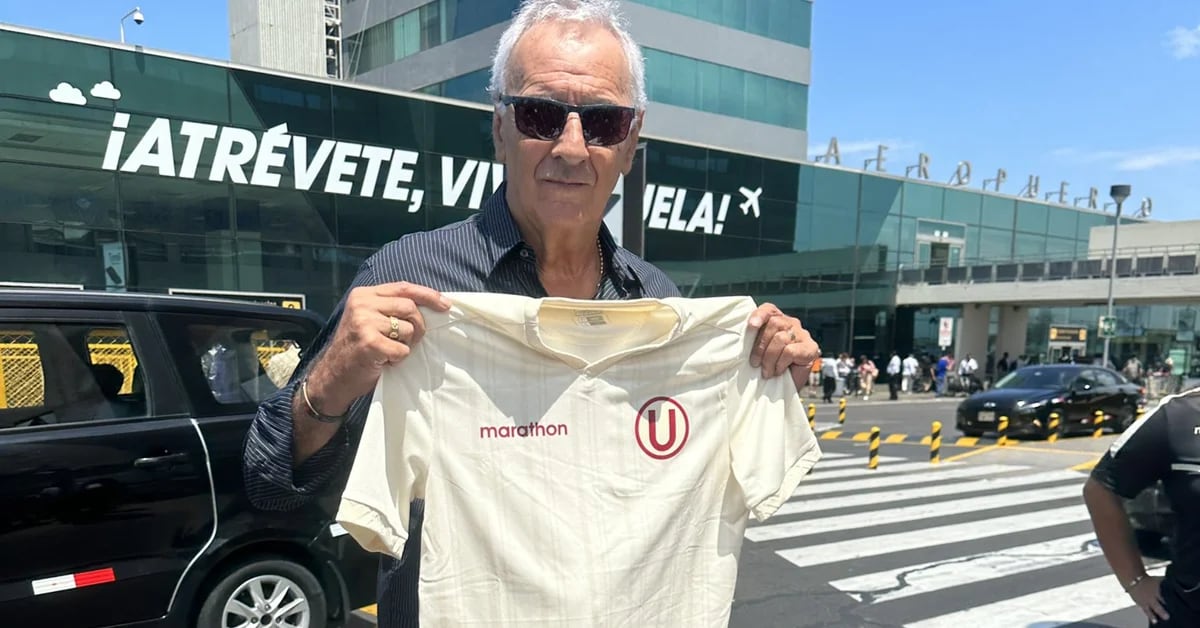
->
<box><xmin>747</xmin><ymin>303</ymin><xmax>819</xmax><ymax>389</ymax></box>
<box><xmin>1128</xmin><ymin>575</ymin><xmax>1169</xmax><ymax>624</ymax></box>
<box><xmin>304</xmin><ymin>282</ymin><xmax>452</xmax><ymax>416</ymax></box>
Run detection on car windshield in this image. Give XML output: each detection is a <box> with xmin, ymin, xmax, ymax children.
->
<box><xmin>992</xmin><ymin>368</ymin><xmax>1071</xmax><ymax>390</ymax></box>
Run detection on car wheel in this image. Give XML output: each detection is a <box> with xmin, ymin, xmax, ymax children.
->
<box><xmin>1114</xmin><ymin>408</ymin><xmax>1138</xmax><ymax>433</ymax></box>
<box><xmin>197</xmin><ymin>558</ymin><xmax>327</xmax><ymax>628</ymax></box>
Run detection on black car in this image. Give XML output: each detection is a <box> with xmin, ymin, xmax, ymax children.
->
<box><xmin>955</xmin><ymin>364</ymin><xmax>1145</xmax><ymax>439</ymax></box>
<box><xmin>0</xmin><ymin>289</ymin><xmax>376</xmax><ymax>628</ymax></box>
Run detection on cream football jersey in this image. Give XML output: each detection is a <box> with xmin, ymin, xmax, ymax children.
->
<box><xmin>336</xmin><ymin>293</ymin><xmax>821</xmax><ymax>627</ymax></box>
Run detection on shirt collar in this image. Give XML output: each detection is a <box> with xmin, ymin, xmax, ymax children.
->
<box><xmin>477</xmin><ymin>182</ymin><xmax>642</xmax><ymax>296</ymax></box>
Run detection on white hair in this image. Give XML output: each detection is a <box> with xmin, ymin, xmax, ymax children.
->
<box><xmin>487</xmin><ymin>0</ymin><xmax>647</xmax><ymax>111</ymax></box>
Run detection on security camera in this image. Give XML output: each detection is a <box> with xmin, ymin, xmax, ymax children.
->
<box><xmin>133</xmin><ymin>9</ymin><xmax>144</xmax><ymax>24</ymax></box>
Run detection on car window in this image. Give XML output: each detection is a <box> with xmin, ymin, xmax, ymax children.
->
<box><xmin>993</xmin><ymin>368</ymin><xmax>1070</xmax><ymax>390</ymax></box>
<box><xmin>1072</xmin><ymin>369</ymin><xmax>1099</xmax><ymax>389</ymax></box>
<box><xmin>157</xmin><ymin>313</ymin><xmax>316</xmax><ymax>417</ymax></box>
<box><xmin>0</xmin><ymin>323</ymin><xmax>148</xmax><ymax>429</ymax></box>
<box><xmin>1093</xmin><ymin>370</ymin><xmax>1119</xmax><ymax>387</ymax></box>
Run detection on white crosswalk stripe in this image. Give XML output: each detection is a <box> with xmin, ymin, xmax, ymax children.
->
<box><xmin>745</xmin><ymin>455</ymin><xmax>1164</xmax><ymax>627</ymax></box>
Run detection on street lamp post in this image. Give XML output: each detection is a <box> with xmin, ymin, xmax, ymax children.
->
<box><xmin>1103</xmin><ymin>184</ymin><xmax>1131</xmax><ymax>369</ymax></box>
<box><xmin>120</xmin><ymin>7</ymin><xmax>145</xmax><ymax>43</ymax></box>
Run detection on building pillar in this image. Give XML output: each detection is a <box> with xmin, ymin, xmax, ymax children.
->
<box><xmin>996</xmin><ymin>305</ymin><xmax>1029</xmax><ymax>360</ymax></box>
<box><xmin>957</xmin><ymin>304</ymin><xmax>990</xmax><ymax>361</ymax></box>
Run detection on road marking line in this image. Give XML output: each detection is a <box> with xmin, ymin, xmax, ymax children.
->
<box><xmin>954</xmin><ymin>437</ymin><xmax>979</xmax><ymax>446</ymax></box>
<box><xmin>830</xmin><ymin>533</ymin><xmax>1100</xmax><ymax>604</ymax></box>
<box><xmin>786</xmin><ymin>464</ymin><xmax>1027</xmax><ymax>499</ymax></box>
<box><xmin>775</xmin><ymin>504</ymin><xmax>1089</xmax><ymax>569</ymax></box>
<box><xmin>941</xmin><ymin>444</ymin><xmax>998</xmax><ymax>463</ymax></box>
<box><xmin>821</xmin><ymin>430</ymin><xmax>843</xmax><ymax>440</ymax></box>
<box><xmin>816</xmin><ymin>452</ymin><xmax>852</xmax><ymax>460</ymax></box>
<box><xmin>750</xmin><ymin>483</ymin><xmax>1082</xmax><ymax>542</ymax></box>
<box><xmin>812</xmin><ymin>456</ymin><xmax>905</xmax><ymax>470</ymax></box>
<box><xmin>997</xmin><ymin>445</ymin><xmax>1107</xmax><ymax>456</ymax></box>
<box><xmin>805</xmin><ymin>461</ymin><xmax>956</xmax><ymax>481</ymax></box>
<box><xmin>1070</xmin><ymin>458</ymin><xmax>1100</xmax><ymax>472</ymax></box>
<box><xmin>903</xmin><ymin>566</ymin><xmax>1167</xmax><ymax>628</ymax></box>
<box><xmin>885</xmin><ymin>434</ymin><xmax>908</xmax><ymax>444</ymax></box>
<box><xmin>776</xmin><ymin>469</ymin><xmax>1081</xmax><ymax>517</ymax></box>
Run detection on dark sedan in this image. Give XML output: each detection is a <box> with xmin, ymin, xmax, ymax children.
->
<box><xmin>956</xmin><ymin>364</ymin><xmax>1145</xmax><ymax>439</ymax></box>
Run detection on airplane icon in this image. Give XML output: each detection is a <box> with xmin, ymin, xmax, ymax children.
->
<box><xmin>738</xmin><ymin>186</ymin><xmax>762</xmax><ymax>217</ymax></box>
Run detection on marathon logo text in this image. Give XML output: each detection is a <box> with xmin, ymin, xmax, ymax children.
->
<box><xmin>480</xmin><ymin>423</ymin><xmax>568</xmax><ymax>439</ymax></box>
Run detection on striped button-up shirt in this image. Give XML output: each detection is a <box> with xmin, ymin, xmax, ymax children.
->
<box><xmin>244</xmin><ymin>183</ymin><xmax>681</xmax><ymax>628</ymax></box>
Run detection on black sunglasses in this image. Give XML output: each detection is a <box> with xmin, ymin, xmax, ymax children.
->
<box><xmin>500</xmin><ymin>95</ymin><xmax>636</xmax><ymax>147</ymax></box>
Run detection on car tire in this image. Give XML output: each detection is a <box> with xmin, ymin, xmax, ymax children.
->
<box><xmin>1113</xmin><ymin>408</ymin><xmax>1137</xmax><ymax>433</ymax></box>
<box><xmin>197</xmin><ymin>558</ymin><xmax>328</xmax><ymax>628</ymax></box>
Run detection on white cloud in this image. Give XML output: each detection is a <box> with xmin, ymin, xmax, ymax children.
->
<box><xmin>1166</xmin><ymin>24</ymin><xmax>1200</xmax><ymax>59</ymax></box>
<box><xmin>1116</xmin><ymin>147</ymin><xmax>1200</xmax><ymax>171</ymax></box>
<box><xmin>90</xmin><ymin>80</ymin><xmax>122</xmax><ymax>101</ymax></box>
<box><xmin>48</xmin><ymin>82</ymin><xmax>86</xmax><ymax>106</ymax></box>
<box><xmin>1053</xmin><ymin>145</ymin><xmax>1200</xmax><ymax>171</ymax></box>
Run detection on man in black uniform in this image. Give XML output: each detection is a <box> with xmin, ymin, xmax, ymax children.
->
<box><xmin>1084</xmin><ymin>389</ymin><xmax>1200</xmax><ymax>626</ymax></box>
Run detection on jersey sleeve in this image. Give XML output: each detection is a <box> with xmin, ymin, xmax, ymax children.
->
<box><xmin>1089</xmin><ymin>399</ymin><xmax>1170</xmax><ymax>499</ymax></box>
<box><xmin>335</xmin><ymin>346</ymin><xmax>433</xmax><ymax>559</ymax></box>
<box><xmin>728</xmin><ymin>360</ymin><xmax>822</xmax><ymax>522</ymax></box>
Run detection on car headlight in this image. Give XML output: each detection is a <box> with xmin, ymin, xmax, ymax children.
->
<box><xmin>1017</xmin><ymin>397</ymin><xmax>1063</xmax><ymax>412</ymax></box>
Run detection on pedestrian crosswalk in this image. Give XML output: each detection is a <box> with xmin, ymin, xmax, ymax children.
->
<box><xmin>744</xmin><ymin>451</ymin><xmax>1167</xmax><ymax>627</ymax></box>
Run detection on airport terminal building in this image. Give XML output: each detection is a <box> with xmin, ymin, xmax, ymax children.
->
<box><xmin>2</xmin><ymin>25</ymin><xmax>1197</xmax><ymax>377</ymax></box>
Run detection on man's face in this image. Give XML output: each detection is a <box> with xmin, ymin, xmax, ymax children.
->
<box><xmin>493</xmin><ymin>21</ymin><xmax>642</xmax><ymax>231</ymax></box>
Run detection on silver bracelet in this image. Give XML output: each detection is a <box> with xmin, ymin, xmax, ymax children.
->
<box><xmin>1124</xmin><ymin>573</ymin><xmax>1147</xmax><ymax>593</ymax></box>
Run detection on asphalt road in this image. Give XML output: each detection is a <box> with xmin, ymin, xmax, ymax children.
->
<box><xmin>730</xmin><ymin>439</ymin><xmax>1155</xmax><ymax>628</ymax></box>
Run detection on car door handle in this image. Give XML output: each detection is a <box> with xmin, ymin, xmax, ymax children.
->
<box><xmin>133</xmin><ymin>453</ymin><xmax>189</xmax><ymax>470</ymax></box>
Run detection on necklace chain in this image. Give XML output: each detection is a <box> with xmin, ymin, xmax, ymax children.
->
<box><xmin>595</xmin><ymin>238</ymin><xmax>605</xmax><ymax>298</ymax></box>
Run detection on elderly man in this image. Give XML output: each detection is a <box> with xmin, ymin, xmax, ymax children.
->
<box><xmin>243</xmin><ymin>0</ymin><xmax>819</xmax><ymax>625</ymax></box>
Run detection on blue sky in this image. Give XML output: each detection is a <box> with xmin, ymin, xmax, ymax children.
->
<box><xmin>1</xmin><ymin>1</ymin><xmax>1196</xmax><ymax>221</ymax></box>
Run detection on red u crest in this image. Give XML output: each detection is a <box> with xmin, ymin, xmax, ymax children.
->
<box><xmin>635</xmin><ymin>396</ymin><xmax>689</xmax><ymax>460</ymax></box>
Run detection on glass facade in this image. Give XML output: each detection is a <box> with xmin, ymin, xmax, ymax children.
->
<box><xmin>410</xmin><ymin>49</ymin><xmax>810</xmax><ymax>131</ymax></box>
<box><xmin>1</xmin><ymin>26</ymin><xmax>1192</xmax><ymax>374</ymax></box>
<box><xmin>345</xmin><ymin>0</ymin><xmax>520</xmax><ymax>76</ymax></box>
<box><xmin>417</xmin><ymin>68</ymin><xmax>491</xmax><ymax>103</ymax></box>
<box><xmin>627</xmin><ymin>0</ymin><xmax>813</xmax><ymax>48</ymax></box>
<box><xmin>642</xmin><ymin>49</ymin><xmax>807</xmax><ymax>130</ymax></box>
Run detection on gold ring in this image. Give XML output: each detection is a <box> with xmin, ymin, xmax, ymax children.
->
<box><xmin>388</xmin><ymin>316</ymin><xmax>401</xmax><ymax>340</ymax></box>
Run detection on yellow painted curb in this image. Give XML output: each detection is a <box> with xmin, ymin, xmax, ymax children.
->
<box><xmin>885</xmin><ymin>433</ymin><xmax>908</xmax><ymax>444</ymax></box>
<box><xmin>821</xmin><ymin>430</ymin><xmax>843</xmax><ymax>440</ymax></box>
<box><xmin>361</xmin><ymin>605</ymin><xmax>378</xmax><ymax>616</ymax></box>
<box><xmin>942</xmin><ymin>444</ymin><xmax>999</xmax><ymax>463</ymax></box>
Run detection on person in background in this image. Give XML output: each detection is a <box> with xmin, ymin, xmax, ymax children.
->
<box><xmin>835</xmin><ymin>352</ymin><xmax>853</xmax><ymax>397</ymax></box>
<box><xmin>858</xmin><ymin>354</ymin><xmax>878</xmax><ymax>401</ymax></box>
<box><xmin>1123</xmin><ymin>356</ymin><xmax>1143</xmax><ymax>386</ymax></box>
<box><xmin>809</xmin><ymin>354</ymin><xmax>822</xmax><ymax>391</ymax></box>
<box><xmin>902</xmin><ymin>352</ymin><xmax>919</xmax><ymax>394</ymax></box>
<box><xmin>886</xmin><ymin>350</ymin><xmax>901</xmax><ymax>400</ymax></box>
<box><xmin>821</xmin><ymin>355</ymin><xmax>838</xmax><ymax>403</ymax></box>
<box><xmin>1084</xmin><ymin>390</ymin><xmax>1200</xmax><ymax>626</ymax></box>
<box><xmin>958</xmin><ymin>353</ymin><xmax>979</xmax><ymax>392</ymax></box>
<box><xmin>934</xmin><ymin>351</ymin><xmax>950</xmax><ymax>397</ymax></box>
